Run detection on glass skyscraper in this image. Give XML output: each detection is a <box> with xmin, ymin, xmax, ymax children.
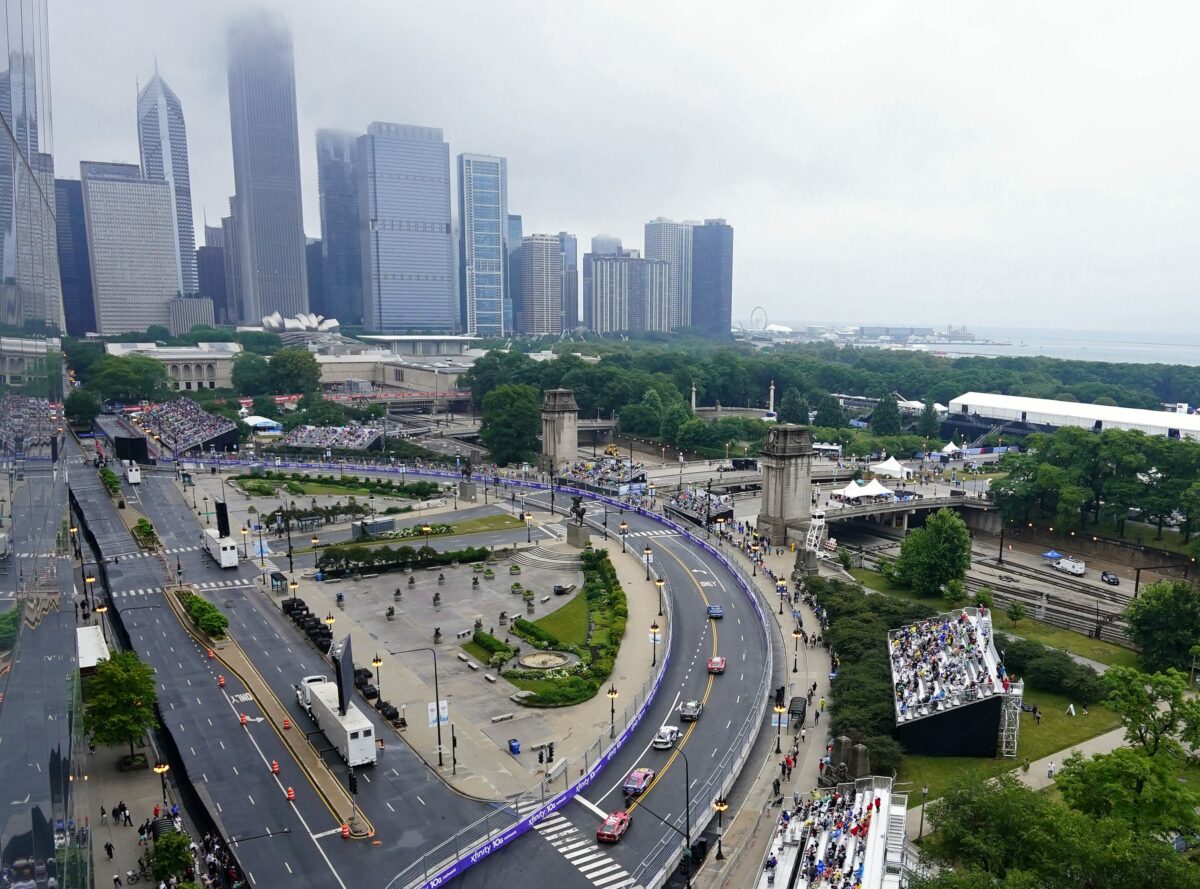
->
<box><xmin>690</xmin><ymin>218</ymin><xmax>734</xmax><ymax>339</ymax></box>
<box><xmin>316</xmin><ymin>129</ymin><xmax>363</xmax><ymax>324</ymax></box>
<box><xmin>558</xmin><ymin>232</ymin><xmax>578</xmax><ymax>330</ymax></box>
<box><xmin>227</xmin><ymin>10</ymin><xmax>308</xmax><ymax>322</ymax></box>
<box><xmin>137</xmin><ymin>69</ymin><xmax>197</xmax><ymax>296</ymax></box>
<box><xmin>358</xmin><ymin>123</ymin><xmax>456</xmax><ymax>332</ymax></box>
<box><xmin>505</xmin><ymin>213</ymin><xmax>522</xmax><ymax>333</ymax></box>
<box><xmin>644</xmin><ymin>217</ymin><xmax>693</xmax><ymax>330</ymax></box>
<box><xmin>457</xmin><ymin>154</ymin><xmax>507</xmax><ymax>335</ymax></box>
<box><xmin>54</xmin><ymin>178</ymin><xmax>95</xmax><ymax>335</ymax></box>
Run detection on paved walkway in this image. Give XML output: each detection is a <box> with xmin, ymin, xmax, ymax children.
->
<box><xmin>88</xmin><ymin>741</ymin><xmax>173</xmax><ymax>886</ymax></box>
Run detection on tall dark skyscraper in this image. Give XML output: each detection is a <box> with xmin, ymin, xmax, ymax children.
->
<box><xmin>220</xmin><ymin>198</ymin><xmax>242</xmax><ymax>323</ymax></box>
<box><xmin>689</xmin><ymin>218</ymin><xmax>734</xmax><ymax>338</ymax></box>
<box><xmin>227</xmin><ymin>10</ymin><xmax>308</xmax><ymax>322</ymax></box>
<box><xmin>306</xmin><ymin>238</ymin><xmax>325</xmax><ymax>316</ymax></box>
<box><xmin>137</xmin><ymin>69</ymin><xmax>197</xmax><ymax>295</ymax></box>
<box><xmin>54</xmin><ymin>178</ymin><xmax>95</xmax><ymax>336</ymax></box>
<box><xmin>559</xmin><ymin>232</ymin><xmax>578</xmax><ymax>330</ymax></box>
<box><xmin>316</xmin><ymin>129</ymin><xmax>362</xmax><ymax>324</ymax></box>
<box><xmin>505</xmin><ymin>214</ymin><xmax>522</xmax><ymax>334</ymax></box>
<box><xmin>196</xmin><ymin>241</ymin><xmax>228</xmax><ymax>324</ymax></box>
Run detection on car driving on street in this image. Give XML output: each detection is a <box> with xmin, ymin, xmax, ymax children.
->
<box><xmin>680</xmin><ymin>699</ymin><xmax>704</xmax><ymax>722</ymax></box>
<box><xmin>652</xmin><ymin>725</ymin><xmax>680</xmax><ymax>749</ymax></box>
<box><xmin>597</xmin><ymin>810</ymin><xmax>631</xmax><ymax>843</ymax></box>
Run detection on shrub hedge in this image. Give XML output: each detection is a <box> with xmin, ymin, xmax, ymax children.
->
<box><xmin>994</xmin><ymin>634</ymin><xmax>1105</xmax><ymax>704</ymax></box>
<box><xmin>179</xmin><ymin>591</ymin><xmax>229</xmax><ymax>639</ymax></box>
<box><xmin>512</xmin><ymin>618</ymin><xmax>560</xmax><ymax>648</ymax></box>
<box><xmin>315</xmin><ymin>544</ymin><xmax>492</xmax><ymax>576</ymax></box>
<box><xmin>472</xmin><ymin>630</ymin><xmax>514</xmax><ymax>660</ymax></box>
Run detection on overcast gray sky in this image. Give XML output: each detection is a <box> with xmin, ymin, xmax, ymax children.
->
<box><xmin>50</xmin><ymin>1</ymin><xmax>1200</xmax><ymax>332</ymax></box>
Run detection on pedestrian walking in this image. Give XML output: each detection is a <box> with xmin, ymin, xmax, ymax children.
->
<box><xmin>780</xmin><ymin>760</ymin><xmax>787</xmax><ymax>778</ymax></box>
<box><xmin>153</xmin><ymin>804</ymin><xmax>160</xmax><ymax>819</ymax></box>
<box><xmin>104</xmin><ymin>841</ymin><xmax>114</xmax><ymax>860</ymax></box>
<box><xmin>123</xmin><ymin>807</ymin><xmax>133</xmax><ymax>827</ymax></box>
<box><xmin>819</xmin><ymin>697</ymin><xmax>825</xmax><ymax>711</ymax></box>
<box><xmin>89</xmin><ymin>739</ymin><xmax>97</xmax><ymax>755</ymax></box>
<box><xmin>801</xmin><ymin>727</ymin><xmax>807</xmax><ymax>743</ymax></box>
<box><xmin>113</xmin><ymin>876</ymin><xmax>122</xmax><ymax>889</ymax></box>
<box><xmin>814</xmin><ymin>709</ymin><xmax>820</xmax><ymax>725</ymax></box>
<box><xmin>100</xmin><ymin>806</ymin><xmax>107</xmax><ymax>825</ymax></box>
<box><xmin>772</xmin><ymin>777</ymin><xmax>781</xmax><ymax>797</ymax></box>
<box><xmin>1047</xmin><ymin>761</ymin><xmax>1055</xmax><ymax>779</ymax></box>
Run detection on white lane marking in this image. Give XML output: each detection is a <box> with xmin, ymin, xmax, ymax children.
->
<box><xmin>593</xmin><ymin>690</ymin><xmax>681</xmax><ymax>805</ymax></box>
<box><xmin>416</xmin><ymin>795</ymin><xmax>425</xmax><ymax>805</ymax></box>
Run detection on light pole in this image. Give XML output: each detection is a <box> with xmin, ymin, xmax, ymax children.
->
<box><xmin>84</xmin><ymin>570</ymin><xmax>96</xmax><ymax>610</ymax></box>
<box><xmin>774</xmin><ymin>703</ymin><xmax>786</xmax><ymax>754</ymax></box>
<box><xmin>602</xmin><ymin>503</ymin><xmax>608</xmax><ymax>539</ymax></box>
<box><xmin>998</xmin><ymin>523</ymin><xmax>1006</xmax><ymax>564</ymax></box>
<box><xmin>793</xmin><ymin>627</ymin><xmax>802</xmax><ymax>673</ymax></box>
<box><xmin>918</xmin><ymin>785</ymin><xmax>929</xmax><ymax>839</ymax></box>
<box><xmin>311</xmin><ymin>534</ymin><xmax>319</xmax><ymax>551</ymax></box>
<box><xmin>655</xmin><ymin>577</ymin><xmax>664</xmax><ymax>617</ymax></box>
<box><xmin>619</xmin><ymin>520</ymin><xmax>628</xmax><ymax>552</ymax></box>
<box><xmin>607</xmin><ymin>684</ymin><xmax>618</xmax><ymax>739</ymax></box>
<box><xmin>524</xmin><ymin>511</ymin><xmax>532</xmax><ymax>544</ymax></box>
<box><xmin>176</xmin><ymin>558</ymin><xmax>183</xmax><ymax>589</ymax></box>
<box><xmin>651</xmin><ymin>620</ymin><xmax>659</xmax><ymax>667</ymax></box>
<box><xmin>94</xmin><ymin>603</ymin><xmax>109</xmax><ymax>645</ymax></box>
<box><xmin>751</xmin><ymin>542</ymin><xmax>759</xmax><ymax>577</ymax></box>
<box><xmin>203</xmin><ymin>494</ymin><xmax>210</xmax><ymax>525</ymax></box>
<box><xmin>153</xmin><ymin>760</ymin><xmax>171</xmax><ymax>802</ymax></box>
<box><xmin>240</xmin><ymin>525</ymin><xmax>249</xmax><ymax>559</ymax></box>
<box><xmin>716</xmin><ymin>516</ymin><xmax>724</xmax><ymax>546</ymax></box>
<box><xmin>713</xmin><ymin>797</ymin><xmax>729</xmax><ymax>860</ymax></box>
<box><xmin>644</xmin><ymin>545</ymin><xmax>652</xmax><ymax>581</ymax></box>
<box><xmin>285</xmin><ymin>500</ymin><xmax>296</xmax><ymax>575</ymax></box>
<box><xmin>390</xmin><ymin>647</ymin><xmax>444</xmax><ymax>766</ymax></box>
<box><xmin>256</xmin><ymin>524</ymin><xmax>266</xmax><ymax>568</ymax></box>
<box><xmin>372</xmin><ymin>653</ymin><xmax>383</xmax><ymax>698</ymax></box>
<box><xmin>288</xmin><ymin>577</ymin><xmax>298</xmax><ymax>606</ymax></box>
<box><xmin>778</xmin><ymin>580</ymin><xmax>787</xmax><ymax>615</ymax></box>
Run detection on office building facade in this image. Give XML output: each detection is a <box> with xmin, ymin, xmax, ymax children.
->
<box><xmin>316</xmin><ymin>129</ymin><xmax>363</xmax><ymax>323</ymax></box>
<box><xmin>644</xmin><ymin>217</ymin><xmax>692</xmax><ymax>330</ymax></box>
<box><xmin>168</xmin><ymin>296</ymin><xmax>214</xmax><ymax>336</ymax></box>
<box><xmin>54</xmin><ymin>178</ymin><xmax>95</xmax><ymax>336</ymax></box>
<box><xmin>520</xmin><ymin>234</ymin><xmax>562</xmax><ymax>336</ymax></box>
<box><xmin>690</xmin><ymin>218</ymin><xmax>734</xmax><ymax>338</ymax></box>
<box><xmin>457</xmin><ymin>154</ymin><xmax>507</xmax><ymax>335</ymax></box>
<box><xmin>505</xmin><ymin>213</ymin><xmax>522</xmax><ymax>333</ymax></box>
<box><xmin>227</xmin><ymin>10</ymin><xmax>308</xmax><ymax>321</ymax></box>
<box><xmin>559</xmin><ymin>232</ymin><xmax>578</xmax><ymax>330</ymax></box>
<box><xmin>306</xmin><ymin>238</ymin><xmax>325</xmax><ymax>316</ymax></box>
<box><xmin>358</xmin><ymin>123</ymin><xmax>456</xmax><ymax>332</ymax></box>
<box><xmin>196</xmin><ymin>243</ymin><xmax>228</xmax><ymax>323</ymax></box>
<box><xmin>80</xmin><ymin>162</ymin><xmax>178</xmax><ymax>335</ymax></box>
<box><xmin>584</xmin><ymin>250</ymin><xmax>669</xmax><ymax>335</ymax></box>
<box><xmin>137</xmin><ymin>70</ymin><xmax>197</xmax><ymax>295</ymax></box>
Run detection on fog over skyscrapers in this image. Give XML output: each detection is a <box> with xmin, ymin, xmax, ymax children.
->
<box><xmin>227</xmin><ymin>10</ymin><xmax>308</xmax><ymax>321</ymax></box>
<box><xmin>316</xmin><ymin>129</ymin><xmax>364</xmax><ymax>326</ymax></box>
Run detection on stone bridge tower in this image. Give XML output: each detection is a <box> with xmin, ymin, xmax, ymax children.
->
<box><xmin>540</xmin><ymin>389</ymin><xmax>579</xmax><ymax>472</ymax></box>
<box><xmin>756</xmin><ymin>424</ymin><xmax>813</xmax><ymax>547</ymax></box>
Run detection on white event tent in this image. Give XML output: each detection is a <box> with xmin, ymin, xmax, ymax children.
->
<box><xmin>870</xmin><ymin>456</ymin><xmax>913</xmax><ymax>480</ymax></box>
<box><xmin>835</xmin><ymin>479</ymin><xmax>895</xmax><ymax>500</ymax></box>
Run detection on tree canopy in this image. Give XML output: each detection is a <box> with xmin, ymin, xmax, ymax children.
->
<box><xmin>480</xmin><ymin>384</ymin><xmax>540</xmax><ymax>466</ymax></box>
<box><xmin>871</xmin><ymin>394</ymin><xmax>902</xmax><ymax>435</ymax></box>
<box><xmin>64</xmin><ymin>388</ymin><xmax>101</xmax><ymax>426</ymax></box>
<box><xmin>896</xmin><ymin>508</ymin><xmax>972</xmax><ymax>597</ymax></box>
<box><xmin>83</xmin><ymin>650</ymin><xmax>158</xmax><ymax>759</ymax></box>
<box><xmin>1124</xmin><ymin>580</ymin><xmax>1200</xmax><ymax>671</ymax></box>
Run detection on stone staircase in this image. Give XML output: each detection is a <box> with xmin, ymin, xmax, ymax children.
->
<box><xmin>509</xmin><ymin>545</ymin><xmax>583</xmax><ymax>571</ymax></box>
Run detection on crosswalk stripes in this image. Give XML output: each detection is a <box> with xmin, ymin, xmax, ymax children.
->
<box><xmin>625</xmin><ymin>529</ymin><xmax>677</xmax><ymax>539</ymax></box>
<box><xmin>112</xmin><ymin>579</ymin><xmax>253</xmax><ymax>598</ymax></box>
<box><xmin>510</xmin><ymin>800</ymin><xmax>640</xmax><ymax>889</ymax></box>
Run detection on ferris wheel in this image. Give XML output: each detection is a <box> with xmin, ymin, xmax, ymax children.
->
<box><xmin>749</xmin><ymin>306</ymin><xmax>769</xmax><ymax>332</ymax></box>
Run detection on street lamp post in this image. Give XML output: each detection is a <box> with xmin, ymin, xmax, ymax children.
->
<box><xmin>524</xmin><ymin>511</ymin><xmax>532</xmax><ymax>544</ymax></box>
<box><xmin>998</xmin><ymin>523</ymin><xmax>1006</xmax><ymax>564</ymax></box>
<box><xmin>650</xmin><ymin>620</ymin><xmax>659</xmax><ymax>667</ymax></box>
<box><xmin>372</xmin><ymin>653</ymin><xmax>383</xmax><ymax>699</ymax></box>
<box><xmin>751</xmin><ymin>542</ymin><xmax>759</xmax><ymax>577</ymax></box>
<box><xmin>203</xmin><ymin>495</ymin><xmax>210</xmax><ymax>525</ymax></box>
<box><xmin>153</xmin><ymin>760</ymin><xmax>171</xmax><ymax>802</ymax></box>
<box><xmin>644</xmin><ymin>545</ymin><xmax>652</xmax><ymax>581</ymax></box>
<box><xmin>655</xmin><ymin>577</ymin><xmax>664</xmax><ymax>617</ymax></box>
<box><xmin>774</xmin><ymin>703</ymin><xmax>786</xmax><ymax>754</ymax></box>
<box><xmin>607</xmin><ymin>684</ymin><xmax>618</xmax><ymax>739</ymax></box>
<box><xmin>240</xmin><ymin>526</ymin><xmax>249</xmax><ymax>559</ymax></box>
<box><xmin>84</xmin><ymin>570</ymin><xmax>96</xmax><ymax>610</ymax></box>
<box><xmin>176</xmin><ymin>559</ymin><xmax>183</xmax><ymax>589</ymax></box>
<box><xmin>602</xmin><ymin>504</ymin><xmax>608</xmax><ymax>539</ymax></box>
<box><xmin>256</xmin><ymin>524</ymin><xmax>266</xmax><ymax>568</ymax></box>
<box><xmin>716</xmin><ymin>516</ymin><xmax>724</xmax><ymax>546</ymax></box>
<box><xmin>793</xmin><ymin>627</ymin><xmax>802</xmax><ymax>673</ymax></box>
<box><xmin>713</xmin><ymin>797</ymin><xmax>729</xmax><ymax>860</ymax></box>
<box><xmin>288</xmin><ymin>577</ymin><xmax>298</xmax><ymax>607</ymax></box>
<box><xmin>389</xmin><ymin>647</ymin><xmax>444</xmax><ymax>767</ymax></box>
<box><xmin>778</xmin><ymin>581</ymin><xmax>786</xmax><ymax>615</ymax></box>
<box><xmin>284</xmin><ymin>500</ymin><xmax>296</xmax><ymax>575</ymax></box>
<box><xmin>94</xmin><ymin>603</ymin><xmax>109</xmax><ymax>645</ymax></box>
<box><xmin>619</xmin><ymin>520</ymin><xmax>628</xmax><ymax>553</ymax></box>
<box><xmin>918</xmin><ymin>785</ymin><xmax>929</xmax><ymax>839</ymax></box>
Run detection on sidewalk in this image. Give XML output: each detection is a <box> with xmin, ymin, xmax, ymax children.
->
<box><xmin>277</xmin><ymin>512</ymin><xmax>665</xmax><ymax>801</ymax></box>
<box><xmin>699</xmin><ymin>541</ymin><xmax>835</xmax><ymax>888</ymax></box>
<box><xmin>88</xmin><ymin>742</ymin><xmax>172</xmax><ymax>885</ymax></box>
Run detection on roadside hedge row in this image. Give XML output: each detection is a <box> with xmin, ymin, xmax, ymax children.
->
<box><xmin>315</xmin><ymin>544</ymin><xmax>494</xmax><ymax>576</ymax></box>
<box><xmin>179</xmin><ymin>591</ymin><xmax>229</xmax><ymax>639</ymax></box>
<box><xmin>511</xmin><ymin>618</ymin><xmax>560</xmax><ymax>648</ymax></box>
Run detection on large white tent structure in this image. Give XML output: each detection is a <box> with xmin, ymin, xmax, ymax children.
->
<box><xmin>835</xmin><ymin>479</ymin><xmax>894</xmax><ymax>500</ymax></box>
<box><xmin>870</xmin><ymin>456</ymin><xmax>913</xmax><ymax>480</ymax></box>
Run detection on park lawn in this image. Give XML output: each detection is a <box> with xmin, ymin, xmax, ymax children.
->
<box><xmin>461</xmin><ymin>640</ymin><xmax>494</xmax><ymax>666</ymax></box>
<box><xmin>505</xmin><ymin>676</ymin><xmax>562</xmax><ymax>696</ymax></box>
<box><xmin>532</xmin><ymin>593</ymin><xmax>589</xmax><ymax>646</ymax></box>
<box><xmin>896</xmin><ymin>690</ymin><xmax>1122</xmax><ymax>807</ymax></box>
<box><xmin>441</xmin><ymin>514</ymin><xmax>523</xmax><ymax>535</ymax></box>
<box><xmin>850</xmin><ymin>568</ymin><xmax>1140</xmax><ymax>668</ymax></box>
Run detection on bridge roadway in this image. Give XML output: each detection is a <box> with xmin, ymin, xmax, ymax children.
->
<box><xmin>75</xmin><ymin>452</ymin><xmax>776</xmax><ymax>889</ymax></box>
<box><xmin>0</xmin><ymin>456</ymin><xmax>79</xmax><ymax>877</ymax></box>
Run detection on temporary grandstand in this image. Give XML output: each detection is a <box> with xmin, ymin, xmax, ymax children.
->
<box><xmin>755</xmin><ymin>776</ymin><xmax>919</xmax><ymax>889</ymax></box>
<box><xmin>945</xmin><ymin>391</ymin><xmax>1200</xmax><ymax>444</ymax></box>
<box><xmin>279</xmin><ymin>424</ymin><xmax>384</xmax><ymax>452</ymax></box>
<box><xmin>888</xmin><ymin>607</ymin><xmax>1022</xmax><ymax>758</ymax></box>
<box><xmin>556</xmin><ymin>456</ymin><xmax>647</xmax><ymax>496</ymax></box>
<box><xmin>136</xmin><ymin>398</ymin><xmax>239</xmax><ymax>454</ymax></box>
<box><xmin>664</xmin><ymin>484</ymin><xmax>734</xmax><ymax>528</ymax></box>
<box><xmin>0</xmin><ymin>395</ymin><xmax>59</xmax><ymax>458</ymax></box>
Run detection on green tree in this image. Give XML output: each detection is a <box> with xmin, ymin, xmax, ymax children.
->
<box><xmin>1005</xmin><ymin>600</ymin><xmax>1025</xmax><ymax>625</ymax></box>
<box><xmin>1125</xmin><ymin>580</ymin><xmax>1200</xmax><ymax>671</ymax></box>
<box><xmin>83</xmin><ymin>650</ymin><xmax>158</xmax><ymax>762</ymax></box>
<box><xmin>896</xmin><ymin>508</ymin><xmax>971</xmax><ymax>597</ymax></box>
<box><xmin>269</xmin><ymin>347</ymin><xmax>321</xmax><ymax>394</ymax></box>
<box><xmin>64</xmin><ymin>388</ymin><xmax>101</xmax><ymax>426</ymax></box>
<box><xmin>659</xmin><ymin>403</ymin><xmax>690</xmax><ymax>444</ymax></box>
<box><xmin>812</xmin><ymin>395</ymin><xmax>847</xmax><ymax>428</ymax></box>
<box><xmin>1102</xmin><ymin>666</ymin><xmax>1200</xmax><ymax>757</ymax></box>
<box><xmin>917</xmin><ymin>399</ymin><xmax>940</xmax><ymax>438</ymax></box>
<box><xmin>231</xmin><ymin>352</ymin><xmax>272</xmax><ymax>396</ymax></box>
<box><xmin>778</xmin><ymin>387</ymin><xmax>809</xmax><ymax>425</ymax></box>
<box><xmin>86</xmin><ymin>355</ymin><xmax>170</xmax><ymax>403</ymax></box>
<box><xmin>250</xmin><ymin>395</ymin><xmax>279</xmax><ymax>418</ymax></box>
<box><xmin>480</xmin><ymin>384</ymin><xmax>540</xmax><ymax>466</ymax></box>
<box><xmin>871</xmin><ymin>395</ymin><xmax>902</xmax><ymax>436</ymax></box>
<box><xmin>942</xmin><ymin>577</ymin><xmax>966</xmax><ymax>607</ymax></box>
<box><xmin>152</xmin><ymin>831</ymin><xmax>194</xmax><ymax>881</ymax></box>
<box><xmin>1056</xmin><ymin>747</ymin><xmax>1200</xmax><ymax>836</ymax></box>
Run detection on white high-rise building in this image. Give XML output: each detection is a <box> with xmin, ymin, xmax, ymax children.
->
<box><xmin>520</xmin><ymin>234</ymin><xmax>562</xmax><ymax>336</ymax></box>
<box><xmin>457</xmin><ymin>154</ymin><xmax>507</xmax><ymax>336</ymax></box>
<box><xmin>644</xmin><ymin>217</ymin><xmax>693</xmax><ymax>330</ymax></box>
<box><xmin>137</xmin><ymin>69</ymin><xmax>197</xmax><ymax>296</ymax></box>
<box><xmin>81</xmin><ymin>162</ymin><xmax>178</xmax><ymax>335</ymax></box>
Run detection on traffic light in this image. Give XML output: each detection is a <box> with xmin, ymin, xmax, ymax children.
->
<box><xmin>538</xmin><ymin>750</ymin><xmax>545</xmax><ymax>765</ymax></box>
<box><xmin>348</xmin><ymin>771</ymin><xmax>358</xmax><ymax>795</ymax></box>
<box><xmin>774</xmin><ymin>686</ymin><xmax>785</xmax><ymax>708</ymax></box>
<box><xmin>547</xmin><ymin>742</ymin><xmax>555</xmax><ymax>763</ymax></box>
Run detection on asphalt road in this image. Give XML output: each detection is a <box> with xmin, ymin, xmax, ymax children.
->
<box><xmin>0</xmin><ymin>456</ymin><xmax>78</xmax><ymax>877</ymax></box>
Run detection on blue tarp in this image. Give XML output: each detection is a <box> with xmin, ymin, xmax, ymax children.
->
<box><xmin>1041</xmin><ymin>550</ymin><xmax>1063</xmax><ymax>559</ymax></box>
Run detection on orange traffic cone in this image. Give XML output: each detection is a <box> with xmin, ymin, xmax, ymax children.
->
<box><xmin>207</xmin><ymin>648</ymin><xmax>215</xmax><ymax>659</ymax></box>
<box><xmin>217</xmin><ymin>675</ymin><xmax>225</xmax><ymax>688</ymax></box>
<box><xmin>286</xmin><ymin>787</ymin><xmax>295</xmax><ymax>801</ymax></box>
<box><xmin>270</xmin><ymin>760</ymin><xmax>279</xmax><ymax>774</ymax></box>
<box><xmin>341</xmin><ymin>823</ymin><xmax>350</xmax><ymax>838</ymax></box>
<box><xmin>239</xmin><ymin>713</ymin><xmax>248</xmax><ymax>726</ymax></box>
<box><xmin>283</xmin><ymin>717</ymin><xmax>291</xmax><ymax>730</ymax></box>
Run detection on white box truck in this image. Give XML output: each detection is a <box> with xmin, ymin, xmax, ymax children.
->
<box><xmin>294</xmin><ymin>675</ymin><xmax>377</xmax><ymax>767</ymax></box>
<box><xmin>204</xmin><ymin>528</ymin><xmax>239</xmax><ymax>568</ymax></box>
<box><xmin>0</xmin><ymin>531</ymin><xmax>9</xmax><ymax>559</ymax></box>
<box><xmin>1053</xmin><ymin>557</ymin><xmax>1086</xmax><ymax>577</ymax></box>
<box><xmin>123</xmin><ymin>460</ymin><xmax>141</xmax><ymax>484</ymax></box>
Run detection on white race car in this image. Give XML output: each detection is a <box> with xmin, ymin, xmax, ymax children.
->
<box><xmin>651</xmin><ymin>725</ymin><xmax>680</xmax><ymax>749</ymax></box>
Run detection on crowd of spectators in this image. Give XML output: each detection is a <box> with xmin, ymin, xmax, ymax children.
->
<box><xmin>666</xmin><ymin>485</ymin><xmax>733</xmax><ymax>519</ymax></box>
<box><xmin>557</xmin><ymin>456</ymin><xmax>645</xmax><ymax>489</ymax></box>
<box><xmin>792</xmin><ymin>786</ymin><xmax>878</xmax><ymax>888</ymax></box>
<box><xmin>888</xmin><ymin>609</ymin><xmax>1017</xmax><ymax>720</ymax></box>
<box><xmin>138</xmin><ymin>398</ymin><xmax>237</xmax><ymax>454</ymax></box>
<box><xmin>0</xmin><ymin>395</ymin><xmax>58</xmax><ymax>454</ymax></box>
<box><xmin>280</xmin><ymin>423</ymin><xmax>382</xmax><ymax>452</ymax></box>
<box><xmin>197</xmin><ymin>829</ymin><xmax>244</xmax><ymax>888</ymax></box>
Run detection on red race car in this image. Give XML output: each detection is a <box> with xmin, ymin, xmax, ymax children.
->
<box><xmin>597</xmin><ymin>810</ymin><xmax>631</xmax><ymax>843</ymax></box>
<box><xmin>708</xmin><ymin>656</ymin><xmax>727</xmax><ymax>674</ymax></box>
